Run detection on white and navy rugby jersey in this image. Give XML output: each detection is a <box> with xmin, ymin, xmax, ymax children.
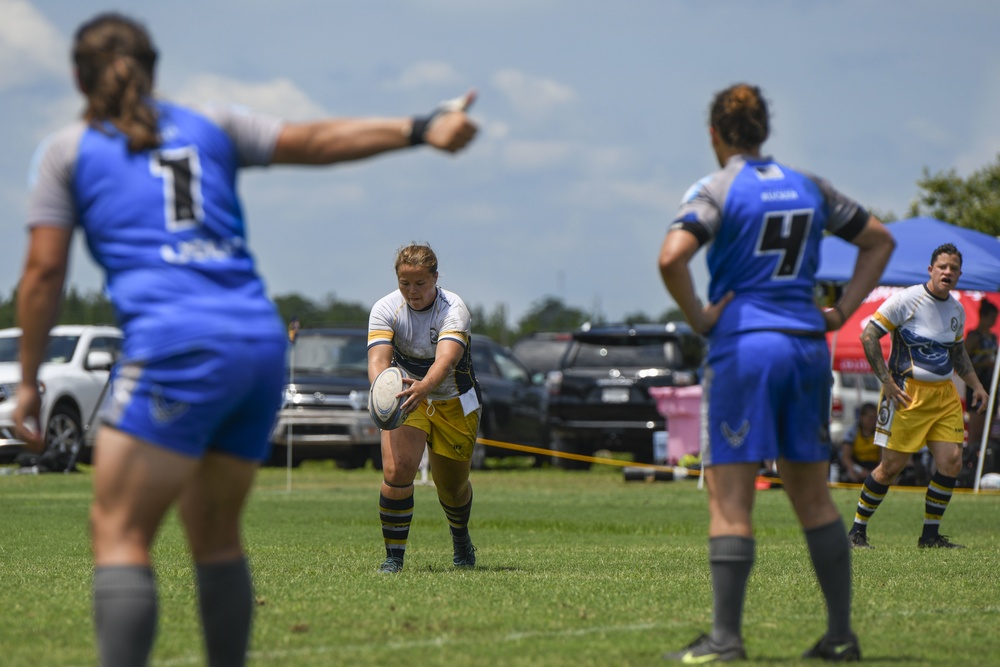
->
<box><xmin>367</xmin><ymin>287</ymin><xmax>479</xmax><ymax>402</ymax></box>
<box><xmin>871</xmin><ymin>284</ymin><xmax>965</xmax><ymax>383</ymax></box>
<box><xmin>26</xmin><ymin>101</ymin><xmax>287</xmax><ymax>360</ymax></box>
<box><xmin>671</xmin><ymin>154</ymin><xmax>869</xmax><ymax>338</ymax></box>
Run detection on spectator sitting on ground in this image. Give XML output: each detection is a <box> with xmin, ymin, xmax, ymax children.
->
<box><xmin>840</xmin><ymin>402</ymin><xmax>880</xmax><ymax>483</ymax></box>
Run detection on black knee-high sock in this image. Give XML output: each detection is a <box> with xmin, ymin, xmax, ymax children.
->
<box><xmin>922</xmin><ymin>472</ymin><xmax>957</xmax><ymax>540</ymax></box>
<box><xmin>195</xmin><ymin>557</ymin><xmax>254</xmax><ymax>667</ymax></box>
<box><xmin>440</xmin><ymin>487</ymin><xmax>473</xmax><ymax>542</ymax></box>
<box><xmin>852</xmin><ymin>474</ymin><xmax>890</xmax><ymax>532</ymax></box>
<box><xmin>380</xmin><ymin>492</ymin><xmax>414</xmax><ymax>561</ymax></box>
<box><xmin>805</xmin><ymin>520</ymin><xmax>853</xmax><ymax>640</ymax></box>
<box><xmin>709</xmin><ymin>536</ymin><xmax>755</xmax><ymax>647</ymax></box>
<box><xmin>94</xmin><ymin>565</ymin><xmax>158</xmax><ymax>667</ymax></box>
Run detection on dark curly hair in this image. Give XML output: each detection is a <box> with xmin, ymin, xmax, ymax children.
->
<box><xmin>930</xmin><ymin>243</ymin><xmax>962</xmax><ymax>267</ymax></box>
<box><xmin>709</xmin><ymin>83</ymin><xmax>770</xmax><ymax>151</ymax></box>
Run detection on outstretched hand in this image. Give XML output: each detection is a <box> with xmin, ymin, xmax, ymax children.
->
<box><xmin>425</xmin><ymin>89</ymin><xmax>478</xmax><ymax>153</ymax></box>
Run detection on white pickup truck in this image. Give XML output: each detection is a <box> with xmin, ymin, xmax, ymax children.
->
<box><xmin>0</xmin><ymin>324</ymin><xmax>122</xmax><ymax>468</ymax></box>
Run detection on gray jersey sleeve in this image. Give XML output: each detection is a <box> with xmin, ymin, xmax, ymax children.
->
<box><xmin>199</xmin><ymin>104</ymin><xmax>285</xmax><ymax>167</ymax></box>
<box><xmin>801</xmin><ymin>170</ymin><xmax>868</xmax><ymax>239</ymax></box>
<box><xmin>26</xmin><ymin>122</ymin><xmax>87</xmax><ymax>230</ymax></box>
<box><xmin>670</xmin><ymin>160</ymin><xmax>741</xmax><ymax>246</ymax></box>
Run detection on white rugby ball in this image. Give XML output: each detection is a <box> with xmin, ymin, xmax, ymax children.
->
<box><xmin>980</xmin><ymin>472</ymin><xmax>1000</xmax><ymax>490</ymax></box>
<box><xmin>369</xmin><ymin>366</ymin><xmax>407</xmax><ymax>430</ymax></box>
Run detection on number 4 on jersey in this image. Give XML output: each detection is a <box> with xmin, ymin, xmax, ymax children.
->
<box><xmin>757</xmin><ymin>209</ymin><xmax>813</xmax><ymax>279</ymax></box>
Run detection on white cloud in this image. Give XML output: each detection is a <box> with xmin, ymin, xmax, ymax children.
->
<box><xmin>560</xmin><ymin>177</ymin><xmax>675</xmax><ymax>213</ymax></box>
<box><xmin>389</xmin><ymin>61</ymin><xmax>464</xmax><ymax>89</ymax></box>
<box><xmin>502</xmin><ymin>139</ymin><xmax>574</xmax><ymax>169</ymax></box>
<box><xmin>902</xmin><ymin>117</ymin><xmax>954</xmax><ymax>150</ymax></box>
<box><xmin>0</xmin><ymin>0</ymin><xmax>66</xmax><ymax>90</ymax></box>
<box><xmin>168</xmin><ymin>74</ymin><xmax>328</xmax><ymax>121</ymax></box>
<box><xmin>492</xmin><ymin>69</ymin><xmax>576</xmax><ymax>119</ymax></box>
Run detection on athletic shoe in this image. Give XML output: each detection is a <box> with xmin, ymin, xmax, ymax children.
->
<box><xmin>802</xmin><ymin>632</ymin><xmax>861</xmax><ymax>661</ymax></box>
<box><xmin>663</xmin><ymin>633</ymin><xmax>746</xmax><ymax>663</ymax></box>
<box><xmin>377</xmin><ymin>556</ymin><xmax>404</xmax><ymax>573</ymax></box>
<box><xmin>848</xmin><ymin>530</ymin><xmax>873</xmax><ymax>550</ymax></box>
<box><xmin>453</xmin><ymin>536</ymin><xmax>477</xmax><ymax>568</ymax></box>
<box><xmin>918</xmin><ymin>534</ymin><xmax>965</xmax><ymax>549</ymax></box>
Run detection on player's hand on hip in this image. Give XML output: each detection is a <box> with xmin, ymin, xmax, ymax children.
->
<box><xmin>885</xmin><ymin>380</ymin><xmax>911</xmax><ymax>410</ymax></box>
<box><xmin>692</xmin><ymin>290</ymin><xmax>734</xmax><ymax>334</ymax></box>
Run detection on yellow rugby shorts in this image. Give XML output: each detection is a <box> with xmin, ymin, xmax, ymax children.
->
<box><xmin>403</xmin><ymin>395</ymin><xmax>481</xmax><ymax>461</ymax></box>
<box><xmin>874</xmin><ymin>377</ymin><xmax>964</xmax><ymax>453</ymax></box>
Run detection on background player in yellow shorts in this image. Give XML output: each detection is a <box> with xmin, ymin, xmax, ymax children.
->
<box><xmin>848</xmin><ymin>244</ymin><xmax>988</xmax><ymax>549</ymax></box>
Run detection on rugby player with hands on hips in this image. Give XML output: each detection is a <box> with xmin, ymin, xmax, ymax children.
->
<box><xmin>848</xmin><ymin>244</ymin><xmax>987</xmax><ymax>551</ymax></box>
<box><xmin>658</xmin><ymin>82</ymin><xmax>894</xmax><ymax>663</ymax></box>
<box><xmin>12</xmin><ymin>12</ymin><xmax>477</xmax><ymax>667</ymax></box>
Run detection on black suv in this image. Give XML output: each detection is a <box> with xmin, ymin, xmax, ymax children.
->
<box><xmin>545</xmin><ymin>322</ymin><xmax>705</xmax><ymax>469</ymax></box>
<box><xmin>510</xmin><ymin>331</ymin><xmax>573</xmax><ymax>382</ymax></box>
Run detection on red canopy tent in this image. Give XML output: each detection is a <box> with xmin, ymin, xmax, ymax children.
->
<box><xmin>827</xmin><ymin>287</ymin><xmax>1000</xmax><ymax>373</ymax></box>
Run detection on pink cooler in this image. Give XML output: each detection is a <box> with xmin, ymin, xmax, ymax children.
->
<box><xmin>649</xmin><ymin>385</ymin><xmax>703</xmax><ymax>464</ymax></box>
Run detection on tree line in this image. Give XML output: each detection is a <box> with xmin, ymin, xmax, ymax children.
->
<box><xmin>1</xmin><ymin>155</ymin><xmax>996</xmax><ymax>343</ymax></box>
<box><xmin>0</xmin><ymin>287</ymin><xmax>682</xmax><ymax>346</ymax></box>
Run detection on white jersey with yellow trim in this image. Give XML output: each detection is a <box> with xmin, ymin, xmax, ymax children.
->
<box><xmin>871</xmin><ymin>283</ymin><xmax>965</xmax><ymax>383</ymax></box>
<box><xmin>367</xmin><ymin>287</ymin><xmax>479</xmax><ymax>401</ymax></box>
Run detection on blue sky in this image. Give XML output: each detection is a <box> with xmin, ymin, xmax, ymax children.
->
<box><xmin>2</xmin><ymin>0</ymin><xmax>999</xmax><ymax>327</ymax></box>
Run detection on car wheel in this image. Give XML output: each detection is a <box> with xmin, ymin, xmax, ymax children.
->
<box><xmin>470</xmin><ymin>409</ymin><xmax>495</xmax><ymax>471</ymax></box>
<box><xmin>631</xmin><ymin>439</ymin><xmax>656</xmax><ymax>465</ymax></box>
<box><xmin>551</xmin><ymin>434</ymin><xmax>592</xmax><ymax>471</ymax></box>
<box><xmin>45</xmin><ymin>402</ymin><xmax>83</xmax><ymax>470</ymax></box>
<box><xmin>531</xmin><ymin>427</ymin><xmax>551</xmax><ymax>468</ymax></box>
<box><xmin>336</xmin><ymin>445</ymin><xmax>370</xmax><ymax>470</ymax></box>
<box><xmin>267</xmin><ymin>445</ymin><xmax>302</xmax><ymax>468</ymax></box>
<box><xmin>470</xmin><ymin>442</ymin><xmax>487</xmax><ymax>470</ymax></box>
<box><xmin>366</xmin><ymin>443</ymin><xmax>382</xmax><ymax>470</ymax></box>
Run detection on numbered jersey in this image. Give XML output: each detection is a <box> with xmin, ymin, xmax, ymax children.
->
<box><xmin>671</xmin><ymin>155</ymin><xmax>868</xmax><ymax>338</ymax></box>
<box><xmin>26</xmin><ymin>102</ymin><xmax>286</xmax><ymax>359</ymax></box>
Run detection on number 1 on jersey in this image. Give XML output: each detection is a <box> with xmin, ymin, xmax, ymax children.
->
<box><xmin>150</xmin><ymin>146</ymin><xmax>203</xmax><ymax>232</ymax></box>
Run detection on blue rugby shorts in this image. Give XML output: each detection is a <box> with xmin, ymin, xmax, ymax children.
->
<box><xmin>98</xmin><ymin>337</ymin><xmax>287</xmax><ymax>461</ymax></box>
<box><xmin>704</xmin><ymin>331</ymin><xmax>832</xmax><ymax>466</ymax></box>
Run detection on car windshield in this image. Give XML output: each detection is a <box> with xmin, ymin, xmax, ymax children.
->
<box><xmin>289</xmin><ymin>333</ymin><xmax>368</xmax><ymax>376</ymax></box>
<box><xmin>572</xmin><ymin>338</ymin><xmax>685</xmax><ymax>369</ymax></box>
<box><xmin>0</xmin><ymin>335</ymin><xmax>80</xmax><ymax>364</ymax></box>
<box><xmin>512</xmin><ymin>339</ymin><xmax>570</xmax><ymax>375</ymax></box>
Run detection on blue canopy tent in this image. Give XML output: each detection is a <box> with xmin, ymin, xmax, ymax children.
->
<box><xmin>818</xmin><ymin>216</ymin><xmax>1000</xmax><ymax>491</ymax></box>
<box><xmin>817</xmin><ymin>216</ymin><xmax>1000</xmax><ymax>292</ymax></box>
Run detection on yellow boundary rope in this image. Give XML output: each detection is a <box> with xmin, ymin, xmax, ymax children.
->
<box><xmin>474</xmin><ymin>436</ymin><xmax>1000</xmax><ymax>494</ymax></box>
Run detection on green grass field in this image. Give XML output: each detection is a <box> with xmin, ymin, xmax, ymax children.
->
<box><xmin>1</xmin><ymin>461</ymin><xmax>998</xmax><ymax>666</ymax></box>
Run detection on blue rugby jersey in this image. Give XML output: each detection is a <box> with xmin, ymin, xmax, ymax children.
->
<box><xmin>27</xmin><ymin>101</ymin><xmax>287</xmax><ymax>359</ymax></box>
<box><xmin>670</xmin><ymin>155</ymin><xmax>869</xmax><ymax>339</ymax></box>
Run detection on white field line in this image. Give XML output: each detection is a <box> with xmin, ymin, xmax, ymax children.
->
<box><xmin>64</xmin><ymin>606</ymin><xmax>1000</xmax><ymax>667</ymax></box>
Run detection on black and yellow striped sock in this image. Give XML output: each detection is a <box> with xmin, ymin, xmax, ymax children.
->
<box><xmin>921</xmin><ymin>472</ymin><xmax>957</xmax><ymax>540</ymax></box>
<box><xmin>440</xmin><ymin>488</ymin><xmax>473</xmax><ymax>542</ymax></box>
<box><xmin>380</xmin><ymin>493</ymin><xmax>414</xmax><ymax>562</ymax></box>
<box><xmin>852</xmin><ymin>474</ymin><xmax>890</xmax><ymax>533</ymax></box>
